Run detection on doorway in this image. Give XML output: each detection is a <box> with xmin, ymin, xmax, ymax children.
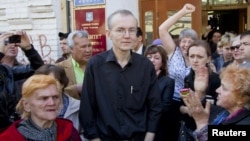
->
<box><xmin>139</xmin><ymin>0</ymin><xmax>202</xmax><ymax>46</ymax></box>
<box><xmin>207</xmin><ymin>9</ymin><xmax>247</xmax><ymax>35</ymax></box>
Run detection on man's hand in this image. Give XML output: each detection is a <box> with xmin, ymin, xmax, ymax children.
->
<box><xmin>0</xmin><ymin>32</ymin><xmax>13</xmax><ymax>53</ymax></box>
<box><xmin>18</xmin><ymin>30</ymin><xmax>32</xmax><ymax>50</ymax></box>
<box><xmin>76</xmin><ymin>83</ymin><xmax>83</xmax><ymax>95</ymax></box>
<box><xmin>144</xmin><ymin>132</ymin><xmax>155</xmax><ymax>141</ymax></box>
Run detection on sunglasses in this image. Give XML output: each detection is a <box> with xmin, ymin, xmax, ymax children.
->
<box><xmin>230</xmin><ymin>45</ymin><xmax>240</xmax><ymax>51</ymax></box>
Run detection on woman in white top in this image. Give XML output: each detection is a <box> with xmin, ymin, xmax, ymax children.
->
<box><xmin>159</xmin><ymin>3</ymin><xmax>198</xmax><ymax>140</ymax></box>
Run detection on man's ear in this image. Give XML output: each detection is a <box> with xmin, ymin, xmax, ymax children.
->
<box><xmin>106</xmin><ymin>29</ymin><xmax>112</xmax><ymax>40</ymax></box>
<box><xmin>138</xmin><ymin>36</ymin><xmax>143</xmax><ymax>42</ymax></box>
<box><xmin>70</xmin><ymin>47</ymin><xmax>74</xmax><ymax>54</ymax></box>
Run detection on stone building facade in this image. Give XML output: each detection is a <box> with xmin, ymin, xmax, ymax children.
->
<box><xmin>0</xmin><ymin>0</ymin><xmax>139</xmax><ymax>64</ymax></box>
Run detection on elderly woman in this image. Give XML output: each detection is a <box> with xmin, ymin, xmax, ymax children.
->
<box><xmin>183</xmin><ymin>64</ymin><xmax>250</xmax><ymax>141</ymax></box>
<box><xmin>159</xmin><ymin>4</ymin><xmax>198</xmax><ymax>139</ymax></box>
<box><xmin>35</xmin><ymin>64</ymin><xmax>85</xmax><ymax>141</ymax></box>
<box><xmin>0</xmin><ymin>74</ymin><xmax>81</xmax><ymax>141</ymax></box>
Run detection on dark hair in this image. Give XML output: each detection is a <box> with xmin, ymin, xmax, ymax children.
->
<box><xmin>144</xmin><ymin>45</ymin><xmax>168</xmax><ymax>77</ymax></box>
<box><xmin>136</xmin><ymin>27</ymin><xmax>143</xmax><ymax>37</ymax></box>
<box><xmin>187</xmin><ymin>40</ymin><xmax>212</xmax><ymax>73</ymax></box>
<box><xmin>240</xmin><ymin>30</ymin><xmax>250</xmax><ymax>39</ymax></box>
<box><xmin>34</xmin><ymin>64</ymin><xmax>69</xmax><ymax>91</ymax></box>
<box><xmin>207</xmin><ymin>30</ymin><xmax>222</xmax><ymax>42</ymax></box>
<box><xmin>58</xmin><ymin>32</ymin><xmax>70</xmax><ymax>40</ymax></box>
<box><xmin>187</xmin><ymin>40</ymin><xmax>211</xmax><ymax>57</ymax></box>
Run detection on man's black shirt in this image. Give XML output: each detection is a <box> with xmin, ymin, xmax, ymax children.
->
<box><xmin>79</xmin><ymin>49</ymin><xmax>162</xmax><ymax>140</ymax></box>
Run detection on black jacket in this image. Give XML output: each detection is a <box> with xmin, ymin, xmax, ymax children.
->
<box><xmin>184</xmin><ymin>69</ymin><xmax>220</xmax><ymax>100</ymax></box>
<box><xmin>0</xmin><ymin>45</ymin><xmax>44</xmax><ymax>131</ymax></box>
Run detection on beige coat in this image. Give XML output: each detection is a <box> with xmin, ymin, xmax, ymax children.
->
<box><xmin>56</xmin><ymin>57</ymin><xmax>80</xmax><ymax>99</ymax></box>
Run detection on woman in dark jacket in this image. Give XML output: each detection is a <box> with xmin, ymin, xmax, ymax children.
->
<box><xmin>144</xmin><ymin>45</ymin><xmax>175</xmax><ymax>141</ymax></box>
<box><xmin>180</xmin><ymin>40</ymin><xmax>221</xmax><ymax>133</ymax></box>
<box><xmin>0</xmin><ymin>31</ymin><xmax>44</xmax><ymax>132</ymax></box>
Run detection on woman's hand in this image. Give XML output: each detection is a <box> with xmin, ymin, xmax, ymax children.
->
<box><xmin>194</xmin><ymin>66</ymin><xmax>208</xmax><ymax>93</ymax></box>
<box><xmin>183</xmin><ymin>93</ymin><xmax>210</xmax><ymax>130</ymax></box>
<box><xmin>180</xmin><ymin>105</ymin><xmax>192</xmax><ymax>116</ymax></box>
<box><xmin>181</xmin><ymin>3</ymin><xmax>196</xmax><ymax>15</ymax></box>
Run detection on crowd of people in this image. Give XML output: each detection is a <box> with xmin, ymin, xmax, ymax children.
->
<box><xmin>0</xmin><ymin>3</ymin><xmax>250</xmax><ymax>141</ymax></box>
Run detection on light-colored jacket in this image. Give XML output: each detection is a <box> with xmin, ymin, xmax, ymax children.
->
<box><xmin>64</xmin><ymin>94</ymin><xmax>87</xmax><ymax>141</ymax></box>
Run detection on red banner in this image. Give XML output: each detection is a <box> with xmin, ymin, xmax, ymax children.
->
<box><xmin>74</xmin><ymin>7</ymin><xmax>106</xmax><ymax>56</ymax></box>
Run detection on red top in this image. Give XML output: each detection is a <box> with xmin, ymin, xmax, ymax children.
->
<box><xmin>0</xmin><ymin>118</ymin><xmax>81</xmax><ymax>141</ymax></box>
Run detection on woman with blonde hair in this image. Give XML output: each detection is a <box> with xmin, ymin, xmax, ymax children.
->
<box><xmin>0</xmin><ymin>75</ymin><xmax>81</xmax><ymax>141</ymax></box>
<box><xmin>212</xmin><ymin>32</ymin><xmax>235</xmax><ymax>72</ymax></box>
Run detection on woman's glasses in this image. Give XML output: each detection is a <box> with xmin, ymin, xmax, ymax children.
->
<box><xmin>230</xmin><ymin>45</ymin><xmax>240</xmax><ymax>51</ymax></box>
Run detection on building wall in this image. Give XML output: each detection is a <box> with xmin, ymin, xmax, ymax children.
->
<box><xmin>105</xmin><ymin>0</ymin><xmax>139</xmax><ymax>49</ymax></box>
<box><xmin>70</xmin><ymin>0</ymin><xmax>139</xmax><ymax>49</ymax></box>
<box><xmin>0</xmin><ymin>0</ymin><xmax>139</xmax><ymax>63</ymax></box>
<box><xmin>105</xmin><ymin>0</ymin><xmax>139</xmax><ymax>23</ymax></box>
<box><xmin>0</xmin><ymin>0</ymin><xmax>63</xmax><ymax>64</ymax></box>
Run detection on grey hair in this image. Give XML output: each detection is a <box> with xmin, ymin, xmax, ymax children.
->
<box><xmin>107</xmin><ymin>9</ymin><xmax>138</xmax><ymax>30</ymax></box>
<box><xmin>67</xmin><ymin>30</ymin><xmax>89</xmax><ymax>48</ymax></box>
<box><xmin>232</xmin><ymin>35</ymin><xmax>240</xmax><ymax>43</ymax></box>
<box><xmin>179</xmin><ymin>28</ymin><xmax>198</xmax><ymax>41</ymax></box>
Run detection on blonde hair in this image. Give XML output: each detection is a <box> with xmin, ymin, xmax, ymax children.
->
<box><xmin>220</xmin><ymin>32</ymin><xmax>235</xmax><ymax>47</ymax></box>
<box><xmin>217</xmin><ymin>41</ymin><xmax>223</xmax><ymax>48</ymax></box>
<box><xmin>220</xmin><ymin>64</ymin><xmax>250</xmax><ymax>108</ymax></box>
<box><xmin>16</xmin><ymin>74</ymin><xmax>62</xmax><ymax>119</ymax></box>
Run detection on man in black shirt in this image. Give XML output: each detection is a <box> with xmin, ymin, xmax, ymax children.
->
<box><xmin>79</xmin><ymin>9</ymin><xmax>162</xmax><ymax>141</ymax></box>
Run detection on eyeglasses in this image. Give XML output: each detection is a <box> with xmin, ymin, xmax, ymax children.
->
<box><xmin>230</xmin><ymin>45</ymin><xmax>240</xmax><ymax>51</ymax></box>
<box><xmin>112</xmin><ymin>28</ymin><xmax>137</xmax><ymax>36</ymax></box>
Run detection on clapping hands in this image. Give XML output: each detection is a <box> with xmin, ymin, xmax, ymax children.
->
<box><xmin>181</xmin><ymin>66</ymin><xmax>211</xmax><ymax>130</ymax></box>
<box><xmin>194</xmin><ymin>66</ymin><xmax>208</xmax><ymax>93</ymax></box>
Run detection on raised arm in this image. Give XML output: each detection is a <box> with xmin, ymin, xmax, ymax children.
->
<box><xmin>159</xmin><ymin>3</ymin><xmax>195</xmax><ymax>57</ymax></box>
<box><xmin>15</xmin><ymin>31</ymin><xmax>44</xmax><ymax>78</ymax></box>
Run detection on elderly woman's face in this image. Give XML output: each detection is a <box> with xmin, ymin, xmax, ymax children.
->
<box><xmin>24</xmin><ymin>84</ymin><xmax>61</xmax><ymax>123</ymax></box>
<box><xmin>216</xmin><ymin>77</ymin><xmax>237</xmax><ymax>112</ymax></box>
<box><xmin>179</xmin><ymin>37</ymin><xmax>194</xmax><ymax>57</ymax></box>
